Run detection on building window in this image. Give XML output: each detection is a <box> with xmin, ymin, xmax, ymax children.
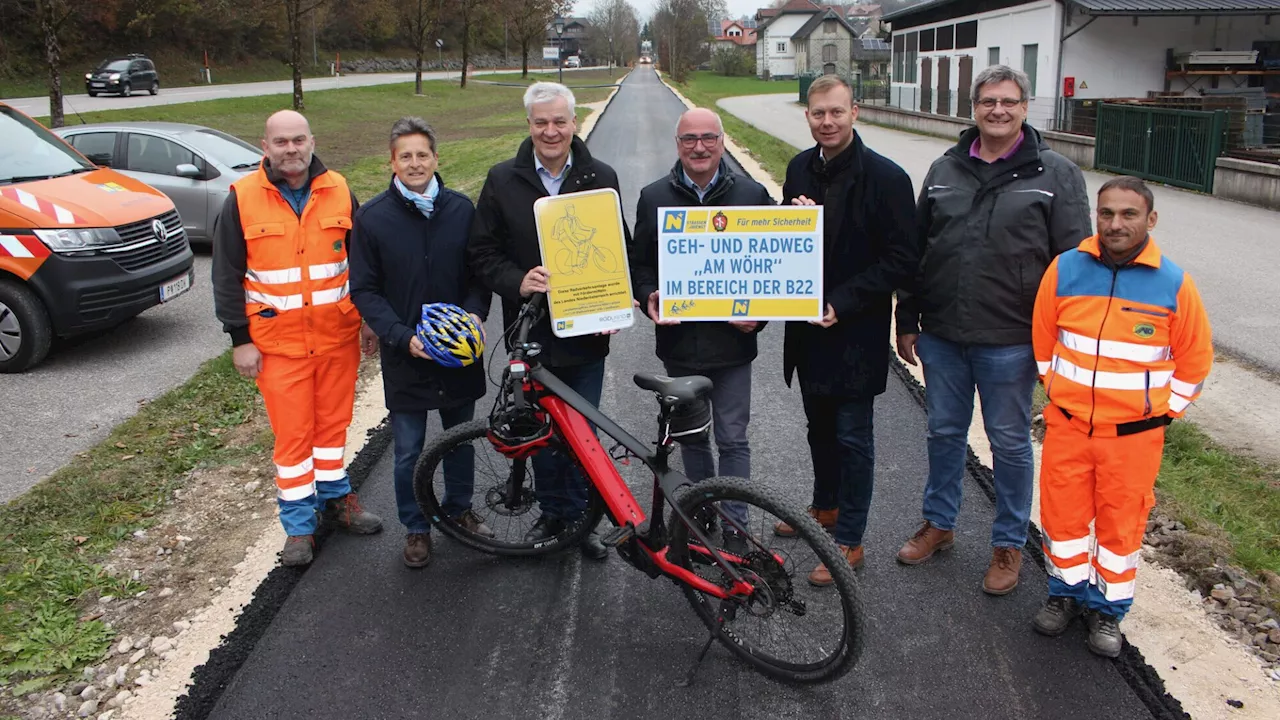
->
<box><xmin>989</xmin><ymin>47</ymin><xmax>1000</xmax><ymax>66</ymax></box>
<box><xmin>1022</xmin><ymin>43</ymin><xmax>1038</xmax><ymax>96</ymax></box>
<box><xmin>824</xmin><ymin>19</ymin><xmax>837</xmax><ymax>34</ymax></box>
<box><xmin>823</xmin><ymin>43</ymin><xmax>837</xmax><ymax>62</ymax></box>
<box><xmin>937</xmin><ymin>24</ymin><xmax>954</xmax><ymax>51</ymax></box>
<box><xmin>893</xmin><ymin>33</ymin><xmax>905</xmax><ymax>80</ymax></box>
<box><xmin>905</xmin><ymin>31</ymin><xmax>918</xmax><ymax>83</ymax></box>
<box><xmin>777</xmin><ymin>41</ymin><xmax>787</xmax><ymax>54</ymax></box>
<box><xmin>920</xmin><ymin>28</ymin><xmax>935</xmax><ymax>53</ymax></box>
<box><xmin>956</xmin><ymin>21</ymin><xmax>978</xmax><ymax>49</ymax></box>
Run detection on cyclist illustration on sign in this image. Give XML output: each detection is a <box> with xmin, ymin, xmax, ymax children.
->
<box><xmin>552</xmin><ymin>203</ymin><xmax>620</xmax><ymax>276</ymax></box>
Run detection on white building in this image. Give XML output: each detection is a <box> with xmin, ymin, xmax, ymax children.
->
<box><xmin>882</xmin><ymin>0</ymin><xmax>1280</xmax><ymax>131</ymax></box>
<box><xmin>756</xmin><ymin>0</ymin><xmax>846</xmax><ymax>79</ymax></box>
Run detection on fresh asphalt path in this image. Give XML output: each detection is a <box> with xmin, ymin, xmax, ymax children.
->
<box><xmin>719</xmin><ymin>93</ymin><xmax>1280</xmax><ymax>374</ymax></box>
<box><xmin>5</xmin><ymin>67</ymin><xmax>607</xmax><ymax>118</ymax></box>
<box><xmin>196</xmin><ymin>69</ymin><xmax>1161</xmax><ymax>720</ymax></box>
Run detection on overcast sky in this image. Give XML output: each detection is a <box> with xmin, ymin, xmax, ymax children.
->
<box><xmin>573</xmin><ymin>0</ymin><xmax>765</xmax><ymax>24</ymax></box>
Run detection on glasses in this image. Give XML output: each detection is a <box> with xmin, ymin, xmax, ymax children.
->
<box><xmin>677</xmin><ymin>133</ymin><xmax>722</xmax><ymax>148</ymax></box>
<box><xmin>976</xmin><ymin>97</ymin><xmax>1024</xmax><ymax>110</ymax></box>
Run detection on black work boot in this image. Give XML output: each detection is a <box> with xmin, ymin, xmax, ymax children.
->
<box><xmin>322</xmin><ymin>493</ymin><xmax>383</xmax><ymax>535</ymax></box>
<box><xmin>1085</xmin><ymin>611</ymin><xmax>1124</xmax><ymax>658</ymax></box>
<box><xmin>1032</xmin><ymin>596</ymin><xmax>1082</xmax><ymax>637</ymax></box>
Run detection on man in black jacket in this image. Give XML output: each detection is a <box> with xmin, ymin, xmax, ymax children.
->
<box><xmin>893</xmin><ymin>65</ymin><xmax>1092</xmax><ymax>597</ymax></box>
<box><xmin>467</xmin><ymin>82</ymin><xmax>630</xmax><ymax>561</ymax></box>
<box><xmin>350</xmin><ymin>117</ymin><xmax>493</xmax><ymax>568</ymax></box>
<box><xmin>630</xmin><ymin>108</ymin><xmax>775</xmax><ymax>544</ymax></box>
<box><xmin>778</xmin><ymin>75</ymin><xmax>922</xmax><ymax>587</ymax></box>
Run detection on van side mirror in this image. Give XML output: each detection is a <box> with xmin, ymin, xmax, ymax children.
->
<box><xmin>175</xmin><ymin>163</ymin><xmax>201</xmax><ymax>178</ymax></box>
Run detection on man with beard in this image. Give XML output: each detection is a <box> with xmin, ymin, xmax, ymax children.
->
<box><xmin>629</xmin><ymin>108</ymin><xmax>775</xmax><ymax>549</ymax></box>
<box><xmin>213</xmin><ymin>110</ymin><xmax>382</xmax><ymax>567</ymax></box>
<box><xmin>1030</xmin><ymin>176</ymin><xmax>1212</xmax><ymax>657</ymax></box>
<box><xmin>776</xmin><ymin>75</ymin><xmax>921</xmax><ymax>586</ymax></box>
<box><xmin>467</xmin><ymin>82</ymin><xmax>629</xmax><ymax>561</ymax></box>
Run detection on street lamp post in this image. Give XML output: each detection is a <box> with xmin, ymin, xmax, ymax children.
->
<box><xmin>554</xmin><ymin>16</ymin><xmax>565</xmax><ymax>84</ymax></box>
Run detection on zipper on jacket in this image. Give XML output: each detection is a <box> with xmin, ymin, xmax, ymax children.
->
<box><xmin>1087</xmin><ymin>267</ymin><xmax>1120</xmax><ymax>437</ymax></box>
<box><xmin>1121</xmin><ymin>306</ymin><xmax>1168</xmax><ymax>318</ymax></box>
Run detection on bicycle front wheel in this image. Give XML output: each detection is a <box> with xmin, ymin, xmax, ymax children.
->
<box><xmin>413</xmin><ymin>419</ymin><xmax>605</xmax><ymax>556</ymax></box>
<box><xmin>667</xmin><ymin>476</ymin><xmax>865</xmax><ymax>684</ymax></box>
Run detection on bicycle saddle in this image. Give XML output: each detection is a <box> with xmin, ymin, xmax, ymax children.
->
<box><xmin>633</xmin><ymin>372</ymin><xmax>713</xmax><ymax>405</ymax></box>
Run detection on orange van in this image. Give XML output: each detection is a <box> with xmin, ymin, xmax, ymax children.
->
<box><xmin>0</xmin><ymin>101</ymin><xmax>194</xmax><ymax>372</ymax></box>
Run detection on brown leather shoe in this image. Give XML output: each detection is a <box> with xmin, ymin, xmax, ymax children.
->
<box><xmin>807</xmin><ymin>545</ymin><xmax>864</xmax><ymax>586</ymax></box>
<box><xmin>983</xmin><ymin>547</ymin><xmax>1022</xmax><ymax>595</ymax></box>
<box><xmin>896</xmin><ymin>520</ymin><xmax>955</xmax><ymax>565</ymax></box>
<box><xmin>403</xmin><ymin>532</ymin><xmax>432</xmax><ymax>568</ymax></box>
<box><xmin>774</xmin><ymin>506</ymin><xmax>838</xmax><ymax>537</ymax></box>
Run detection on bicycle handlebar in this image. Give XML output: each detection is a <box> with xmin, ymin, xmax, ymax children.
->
<box><xmin>512</xmin><ymin>292</ymin><xmax>546</xmax><ymax>358</ymax></box>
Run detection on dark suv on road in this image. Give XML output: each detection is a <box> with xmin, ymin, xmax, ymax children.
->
<box><xmin>85</xmin><ymin>54</ymin><xmax>160</xmax><ymax>97</ymax></box>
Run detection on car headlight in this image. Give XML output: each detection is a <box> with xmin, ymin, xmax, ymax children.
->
<box><xmin>34</xmin><ymin>228</ymin><xmax>124</xmax><ymax>252</ymax></box>
<box><xmin>109</xmin><ymin>73</ymin><xmax>121</xmax><ymax>80</ymax></box>
<box><xmin>85</xmin><ymin>73</ymin><xmax>92</xmax><ymax>80</ymax></box>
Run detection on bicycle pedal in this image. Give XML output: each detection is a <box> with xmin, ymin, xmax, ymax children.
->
<box><xmin>600</xmin><ymin>523</ymin><xmax>637</xmax><ymax>547</ymax></box>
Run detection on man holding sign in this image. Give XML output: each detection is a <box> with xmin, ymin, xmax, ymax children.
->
<box><xmin>630</xmin><ymin>108</ymin><xmax>776</xmax><ymax>547</ymax></box>
<box><xmin>779</xmin><ymin>75</ymin><xmax>922</xmax><ymax>586</ymax></box>
<box><xmin>467</xmin><ymin>82</ymin><xmax>630</xmax><ymax>561</ymax></box>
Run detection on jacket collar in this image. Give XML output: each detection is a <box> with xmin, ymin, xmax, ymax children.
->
<box><xmin>949</xmin><ymin>122</ymin><xmax>1043</xmax><ymax>167</ymax></box>
<box><xmin>666</xmin><ymin>158</ymin><xmax>734</xmax><ymax>201</ymax></box>
<box><xmin>388</xmin><ymin>172</ymin><xmax>447</xmax><ymax>212</ymax></box>
<box><xmin>254</xmin><ymin>154</ymin><xmax>335</xmax><ymax>191</ymax></box>
<box><xmin>1078</xmin><ymin>234</ymin><xmax>1163</xmax><ymax>269</ymax></box>
<box><xmin>809</xmin><ymin>131</ymin><xmax>864</xmax><ymax>180</ymax></box>
<box><xmin>514</xmin><ymin>135</ymin><xmax>593</xmax><ymax>175</ymax></box>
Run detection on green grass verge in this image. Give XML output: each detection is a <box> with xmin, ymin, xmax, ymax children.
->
<box><xmin>1158</xmin><ymin>422</ymin><xmax>1280</xmax><ymax>575</ymax></box>
<box><xmin>0</xmin><ymin>352</ymin><xmax>262</xmax><ymax>691</ymax></box>
<box><xmin>666</xmin><ymin>71</ymin><xmax>803</xmax><ymax>189</ymax></box>
<box><xmin>3</xmin><ymin>81</ymin><xmax>607</xmax><ymax>696</ymax></box>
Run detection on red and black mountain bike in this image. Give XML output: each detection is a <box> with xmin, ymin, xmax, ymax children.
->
<box><xmin>413</xmin><ymin>294</ymin><xmax>864</xmax><ymax>684</ymax></box>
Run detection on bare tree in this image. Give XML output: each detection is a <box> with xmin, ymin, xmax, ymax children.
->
<box><xmin>509</xmin><ymin>0</ymin><xmax>569</xmax><ymax>79</ymax></box>
<box><xmin>281</xmin><ymin>0</ymin><xmax>329</xmax><ymax>110</ymax></box>
<box><xmin>400</xmin><ymin>0</ymin><xmax>446</xmax><ymax>94</ymax></box>
<box><xmin>586</xmin><ymin>0</ymin><xmax>640</xmax><ymax>77</ymax></box>
<box><xmin>455</xmin><ymin>0</ymin><xmax>493</xmax><ymax>89</ymax></box>
<box><xmin>651</xmin><ymin>0</ymin><xmax>723</xmax><ymax>83</ymax></box>
<box><xmin>14</xmin><ymin>0</ymin><xmax>82</xmax><ymax>127</ymax></box>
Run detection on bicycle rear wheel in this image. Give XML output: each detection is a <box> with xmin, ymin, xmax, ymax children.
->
<box><xmin>667</xmin><ymin>476</ymin><xmax>865</xmax><ymax>683</ymax></box>
<box><xmin>413</xmin><ymin>419</ymin><xmax>606</xmax><ymax>556</ymax></box>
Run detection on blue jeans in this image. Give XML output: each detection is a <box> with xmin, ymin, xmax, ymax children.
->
<box><xmin>280</xmin><ymin>474</ymin><xmax>352</xmax><ymax>536</ymax></box>
<box><xmin>664</xmin><ymin>361</ymin><xmax>751</xmax><ymax>526</ymax></box>
<box><xmin>391</xmin><ymin>403</ymin><xmax>476</xmax><ymax>533</ymax></box>
<box><xmin>916</xmin><ymin>332</ymin><xmax>1037</xmax><ymax>548</ymax></box>
<box><xmin>802</xmin><ymin>395</ymin><xmax>876</xmax><ymax>549</ymax></box>
<box><xmin>532</xmin><ymin>359</ymin><xmax>605</xmax><ymax>521</ymax></box>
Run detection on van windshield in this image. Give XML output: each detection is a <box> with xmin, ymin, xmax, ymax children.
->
<box><xmin>97</xmin><ymin>60</ymin><xmax>131</xmax><ymax>72</ymax></box>
<box><xmin>0</xmin><ymin>106</ymin><xmax>95</xmax><ymax>185</ymax></box>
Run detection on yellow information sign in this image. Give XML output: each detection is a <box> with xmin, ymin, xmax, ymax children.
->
<box><xmin>657</xmin><ymin>205</ymin><xmax>824</xmax><ymax>322</ymax></box>
<box><xmin>534</xmin><ymin>188</ymin><xmax>636</xmax><ymax>338</ymax></box>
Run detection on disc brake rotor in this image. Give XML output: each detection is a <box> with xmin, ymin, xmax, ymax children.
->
<box><xmin>484</xmin><ymin>483</ymin><xmax>534</xmax><ymax>517</ymax></box>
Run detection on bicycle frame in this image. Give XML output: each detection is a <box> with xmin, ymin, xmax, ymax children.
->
<box><xmin>500</xmin><ymin>296</ymin><xmax>760</xmax><ymax>602</ymax></box>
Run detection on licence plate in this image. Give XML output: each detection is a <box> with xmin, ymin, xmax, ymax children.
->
<box><xmin>160</xmin><ymin>272</ymin><xmax>192</xmax><ymax>302</ymax></box>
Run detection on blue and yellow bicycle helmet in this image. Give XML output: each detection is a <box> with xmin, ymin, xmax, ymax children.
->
<box><xmin>416</xmin><ymin>303</ymin><xmax>484</xmax><ymax>368</ymax></box>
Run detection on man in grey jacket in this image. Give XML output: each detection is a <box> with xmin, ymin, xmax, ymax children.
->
<box><xmin>894</xmin><ymin>65</ymin><xmax>1092</xmax><ymax>596</ymax></box>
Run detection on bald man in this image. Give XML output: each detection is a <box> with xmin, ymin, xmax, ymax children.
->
<box><xmin>628</xmin><ymin>107</ymin><xmax>776</xmax><ymax>553</ymax></box>
<box><xmin>213</xmin><ymin>109</ymin><xmax>382</xmax><ymax>567</ymax></box>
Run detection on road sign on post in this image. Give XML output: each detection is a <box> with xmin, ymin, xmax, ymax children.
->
<box><xmin>543</xmin><ymin>46</ymin><xmax>559</xmax><ymax>61</ymax></box>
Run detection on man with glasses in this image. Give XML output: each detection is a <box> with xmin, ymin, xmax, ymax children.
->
<box><xmin>894</xmin><ymin>65</ymin><xmax>1092</xmax><ymax>596</ymax></box>
<box><xmin>629</xmin><ymin>108</ymin><xmax>775</xmax><ymax>551</ymax></box>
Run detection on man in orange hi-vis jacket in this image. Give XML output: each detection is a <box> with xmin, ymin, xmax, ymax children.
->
<box><xmin>213</xmin><ymin>110</ymin><xmax>382</xmax><ymax>567</ymax></box>
<box><xmin>1030</xmin><ymin>175</ymin><xmax>1212</xmax><ymax>657</ymax></box>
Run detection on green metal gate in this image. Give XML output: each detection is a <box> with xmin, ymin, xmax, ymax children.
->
<box><xmin>1093</xmin><ymin>103</ymin><xmax>1228</xmax><ymax>193</ymax></box>
<box><xmin>799</xmin><ymin>73</ymin><xmax>816</xmax><ymax>103</ymax></box>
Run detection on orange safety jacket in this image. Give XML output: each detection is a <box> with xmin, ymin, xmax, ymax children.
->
<box><xmin>233</xmin><ymin>164</ymin><xmax>361</xmax><ymax>358</ymax></box>
<box><xmin>1032</xmin><ymin>235</ymin><xmax>1213</xmax><ymax>437</ymax></box>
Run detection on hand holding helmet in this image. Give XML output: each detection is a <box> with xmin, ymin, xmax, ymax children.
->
<box><xmin>415</xmin><ymin>302</ymin><xmax>485</xmax><ymax>367</ymax></box>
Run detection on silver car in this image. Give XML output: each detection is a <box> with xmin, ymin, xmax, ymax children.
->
<box><xmin>52</xmin><ymin>122</ymin><xmax>262</xmax><ymax>246</ymax></box>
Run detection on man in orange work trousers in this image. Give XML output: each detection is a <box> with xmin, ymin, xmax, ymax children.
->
<box><xmin>213</xmin><ymin>110</ymin><xmax>383</xmax><ymax>567</ymax></box>
<box><xmin>1030</xmin><ymin>175</ymin><xmax>1212</xmax><ymax>656</ymax></box>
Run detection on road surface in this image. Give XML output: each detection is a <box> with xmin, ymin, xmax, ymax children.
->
<box><xmin>718</xmin><ymin>93</ymin><xmax>1280</xmax><ymax>374</ymax></box>
<box><xmin>175</xmin><ymin>69</ymin><xmax>1183</xmax><ymax>720</ymax></box>
<box><xmin>4</xmin><ymin>67</ymin><xmax>607</xmax><ymax>118</ymax></box>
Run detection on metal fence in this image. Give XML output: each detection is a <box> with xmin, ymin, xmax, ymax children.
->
<box><xmin>1094</xmin><ymin>103</ymin><xmax>1228</xmax><ymax>193</ymax></box>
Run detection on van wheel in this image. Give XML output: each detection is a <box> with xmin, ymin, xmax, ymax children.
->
<box><xmin>0</xmin><ymin>280</ymin><xmax>53</xmax><ymax>373</ymax></box>
<box><xmin>150</xmin><ymin>80</ymin><xmax>159</xmax><ymax>95</ymax></box>
<box><xmin>121</xmin><ymin>82</ymin><xmax>132</xmax><ymax>97</ymax></box>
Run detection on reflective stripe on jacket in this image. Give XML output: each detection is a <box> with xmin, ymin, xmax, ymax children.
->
<box><xmin>1032</xmin><ymin>234</ymin><xmax>1212</xmax><ymax>435</ymax></box>
<box><xmin>234</xmin><ymin>164</ymin><xmax>361</xmax><ymax>358</ymax></box>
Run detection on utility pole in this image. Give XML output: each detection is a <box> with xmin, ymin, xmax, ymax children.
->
<box><xmin>312</xmin><ymin>10</ymin><xmax>318</xmax><ymax>67</ymax></box>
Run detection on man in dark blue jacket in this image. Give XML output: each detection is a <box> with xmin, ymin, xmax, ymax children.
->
<box><xmin>350</xmin><ymin>117</ymin><xmax>494</xmax><ymax>568</ymax></box>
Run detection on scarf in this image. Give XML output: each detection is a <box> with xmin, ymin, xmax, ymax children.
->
<box><xmin>394</xmin><ymin>174</ymin><xmax>440</xmax><ymax>218</ymax></box>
